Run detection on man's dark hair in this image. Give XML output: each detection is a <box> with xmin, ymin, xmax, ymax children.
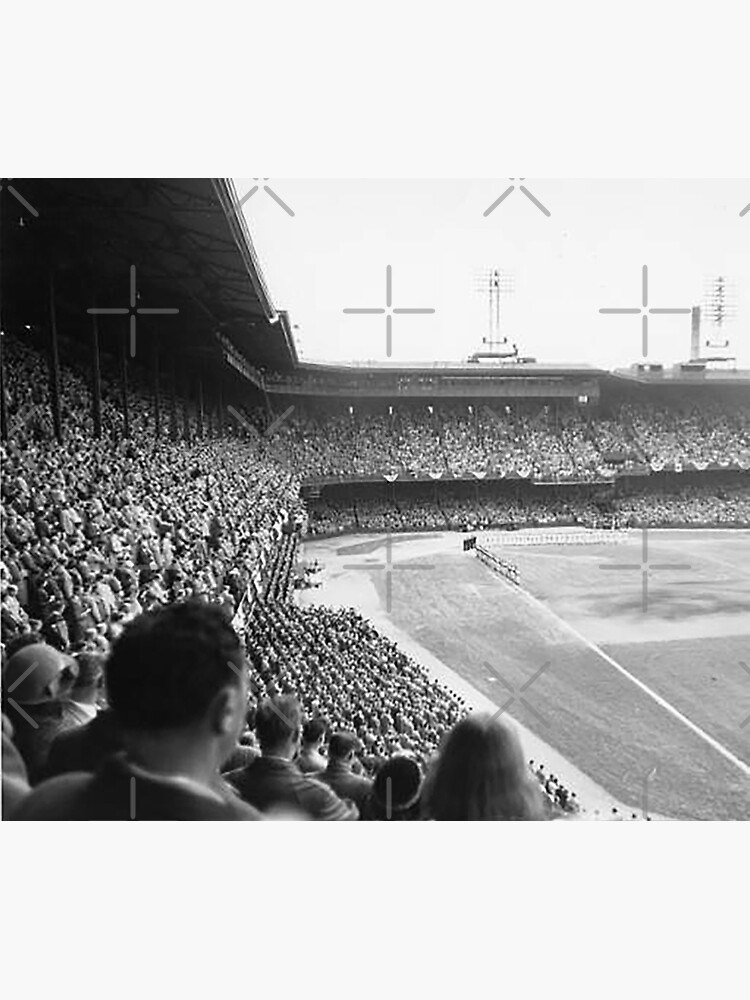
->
<box><xmin>373</xmin><ymin>755</ymin><xmax>422</xmax><ymax>816</ymax></box>
<box><xmin>72</xmin><ymin>652</ymin><xmax>105</xmax><ymax>695</ymax></box>
<box><xmin>302</xmin><ymin>717</ymin><xmax>328</xmax><ymax>746</ymax></box>
<box><xmin>328</xmin><ymin>732</ymin><xmax>359</xmax><ymax>761</ymax></box>
<box><xmin>105</xmin><ymin>601</ymin><xmax>243</xmax><ymax>731</ymax></box>
<box><xmin>255</xmin><ymin>696</ymin><xmax>302</xmax><ymax>751</ymax></box>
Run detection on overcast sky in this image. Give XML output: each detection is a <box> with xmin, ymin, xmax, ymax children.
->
<box><xmin>236</xmin><ymin>179</ymin><xmax>750</xmax><ymax>371</ymax></box>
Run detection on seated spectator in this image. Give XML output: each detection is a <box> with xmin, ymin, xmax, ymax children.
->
<box><xmin>2</xmin><ymin>643</ymin><xmax>81</xmax><ymax>783</ymax></box>
<box><xmin>42</xmin><ymin>707</ymin><xmax>124</xmax><ymax>780</ymax></box>
<box><xmin>13</xmin><ymin>602</ymin><xmax>262</xmax><ymax>820</ymax></box>
<box><xmin>361</xmin><ymin>754</ymin><xmax>423</xmax><ymax>821</ymax></box>
<box><xmin>297</xmin><ymin>717</ymin><xmax>328</xmax><ymax>774</ymax></box>
<box><xmin>317</xmin><ymin>731</ymin><xmax>373</xmax><ymax>810</ymax></box>
<box><xmin>421</xmin><ymin>714</ymin><xmax>548</xmax><ymax>821</ymax></box>
<box><xmin>65</xmin><ymin>652</ymin><xmax>105</xmax><ymax>725</ymax></box>
<box><xmin>362</xmin><ymin>754</ymin><xmax>422</xmax><ymax>820</ymax></box>
<box><xmin>226</xmin><ymin>696</ymin><xmax>357</xmax><ymax>820</ymax></box>
<box><xmin>220</xmin><ymin>733</ymin><xmax>260</xmax><ymax>774</ymax></box>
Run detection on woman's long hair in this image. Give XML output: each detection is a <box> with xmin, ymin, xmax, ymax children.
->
<box><xmin>421</xmin><ymin>713</ymin><xmax>547</xmax><ymax>821</ymax></box>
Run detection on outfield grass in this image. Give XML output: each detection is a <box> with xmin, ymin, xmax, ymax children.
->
<box><xmin>351</xmin><ymin>530</ymin><xmax>750</xmax><ymax>820</ymax></box>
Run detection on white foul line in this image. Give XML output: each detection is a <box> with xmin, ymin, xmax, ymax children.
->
<box><xmin>500</xmin><ymin>574</ymin><xmax>750</xmax><ymax>778</ymax></box>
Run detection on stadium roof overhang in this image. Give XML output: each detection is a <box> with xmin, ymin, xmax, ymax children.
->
<box><xmin>1</xmin><ymin>178</ymin><xmax>298</xmax><ymax>373</ymax></box>
<box><xmin>606</xmin><ymin>368</ymin><xmax>750</xmax><ymax>388</ymax></box>
<box><xmin>296</xmin><ymin>360</ymin><xmax>606</xmax><ymax>377</ymax></box>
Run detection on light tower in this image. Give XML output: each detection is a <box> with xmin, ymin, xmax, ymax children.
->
<box><xmin>703</xmin><ymin>276</ymin><xmax>736</xmax><ymax>347</ymax></box>
<box><xmin>468</xmin><ymin>269</ymin><xmax>527</xmax><ymax>362</ymax></box>
<box><xmin>698</xmin><ymin>275</ymin><xmax>737</xmax><ymax>364</ymax></box>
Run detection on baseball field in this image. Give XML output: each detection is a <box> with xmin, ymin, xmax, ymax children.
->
<box><xmin>299</xmin><ymin>527</ymin><xmax>750</xmax><ymax>820</ymax></box>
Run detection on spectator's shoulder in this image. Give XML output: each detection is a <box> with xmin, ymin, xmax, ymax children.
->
<box><xmin>222</xmin><ymin>791</ymin><xmax>264</xmax><ymax>821</ymax></box>
<box><xmin>223</xmin><ymin>761</ymin><xmax>256</xmax><ymax>793</ymax></box>
<box><xmin>304</xmin><ymin>774</ymin><xmax>359</xmax><ymax>821</ymax></box>
<box><xmin>10</xmin><ymin>771</ymin><xmax>92</xmax><ymax>820</ymax></box>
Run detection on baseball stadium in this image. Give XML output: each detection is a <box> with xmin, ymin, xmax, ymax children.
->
<box><xmin>2</xmin><ymin>179</ymin><xmax>748</xmax><ymax>821</ymax></box>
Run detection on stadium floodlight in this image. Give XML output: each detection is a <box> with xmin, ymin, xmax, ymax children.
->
<box><xmin>702</xmin><ymin>275</ymin><xmax>737</xmax><ymax>351</ymax></box>
<box><xmin>468</xmin><ymin>269</ymin><xmax>519</xmax><ymax>362</ymax></box>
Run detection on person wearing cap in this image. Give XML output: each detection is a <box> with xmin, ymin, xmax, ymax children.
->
<box><xmin>361</xmin><ymin>754</ymin><xmax>423</xmax><ymax>821</ymax></box>
<box><xmin>2</xmin><ymin>642</ymin><xmax>81</xmax><ymax>783</ymax></box>
<box><xmin>316</xmin><ymin>731</ymin><xmax>373</xmax><ymax>811</ymax></box>
<box><xmin>13</xmin><ymin>601</ymin><xmax>262</xmax><ymax>821</ymax></box>
<box><xmin>227</xmin><ymin>696</ymin><xmax>357</xmax><ymax>820</ymax></box>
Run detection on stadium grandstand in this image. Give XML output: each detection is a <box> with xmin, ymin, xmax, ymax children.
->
<box><xmin>2</xmin><ymin>179</ymin><xmax>749</xmax><ymax>821</ymax></box>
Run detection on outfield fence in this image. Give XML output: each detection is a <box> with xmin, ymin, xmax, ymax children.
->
<box><xmin>475</xmin><ymin>545</ymin><xmax>520</xmax><ymax>584</ymax></box>
<box><xmin>481</xmin><ymin>529</ymin><xmax>632</xmax><ymax>548</ymax></box>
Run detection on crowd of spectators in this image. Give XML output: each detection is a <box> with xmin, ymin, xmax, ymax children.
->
<box><xmin>3</xmin><ymin>600</ymin><xmax>581</xmax><ymax>820</ymax></box>
<box><xmin>262</xmin><ymin>400</ymin><xmax>750</xmax><ymax>481</ymax></box>
<box><xmin>1</xmin><ymin>333</ymin><xmax>303</xmax><ymax>659</ymax></box>
<box><xmin>614</xmin><ymin>482</ymin><xmax>750</xmax><ymax>526</ymax></box>
<box><xmin>3</xmin><ymin>332</ymin><xmax>746</xmax><ymax>822</ymax></box>
<box><xmin>0</xmin><ymin>334</ymin><xmax>582</xmax><ymax>820</ymax></box>
<box><xmin>244</xmin><ymin>600</ymin><xmax>580</xmax><ymax>814</ymax></box>
<box><xmin>307</xmin><ymin>479</ymin><xmax>750</xmax><ymax>536</ymax></box>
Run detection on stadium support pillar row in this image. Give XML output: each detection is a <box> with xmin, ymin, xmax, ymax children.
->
<box><xmin>47</xmin><ymin>273</ymin><xmax>63</xmax><ymax>444</ymax></box>
<box><xmin>0</xmin><ymin>326</ymin><xmax>8</xmax><ymax>442</ymax></box>
<box><xmin>119</xmin><ymin>327</ymin><xmax>130</xmax><ymax>440</ymax></box>
<box><xmin>90</xmin><ymin>309</ymin><xmax>103</xmax><ymax>438</ymax></box>
<box><xmin>152</xmin><ymin>335</ymin><xmax>161</xmax><ymax>439</ymax></box>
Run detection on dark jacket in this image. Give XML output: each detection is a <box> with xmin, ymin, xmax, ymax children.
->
<box><xmin>227</xmin><ymin>756</ymin><xmax>358</xmax><ymax>820</ymax></box>
<box><xmin>5</xmin><ymin>700</ymin><xmax>82</xmax><ymax>785</ymax></box>
<box><xmin>316</xmin><ymin>761</ymin><xmax>373</xmax><ymax>811</ymax></box>
<box><xmin>43</xmin><ymin>708</ymin><xmax>124</xmax><ymax>780</ymax></box>
<box><xmin>13</xmin><ymin>753</ymin><xmax>263</xmax><ymax>821</ymax></box>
